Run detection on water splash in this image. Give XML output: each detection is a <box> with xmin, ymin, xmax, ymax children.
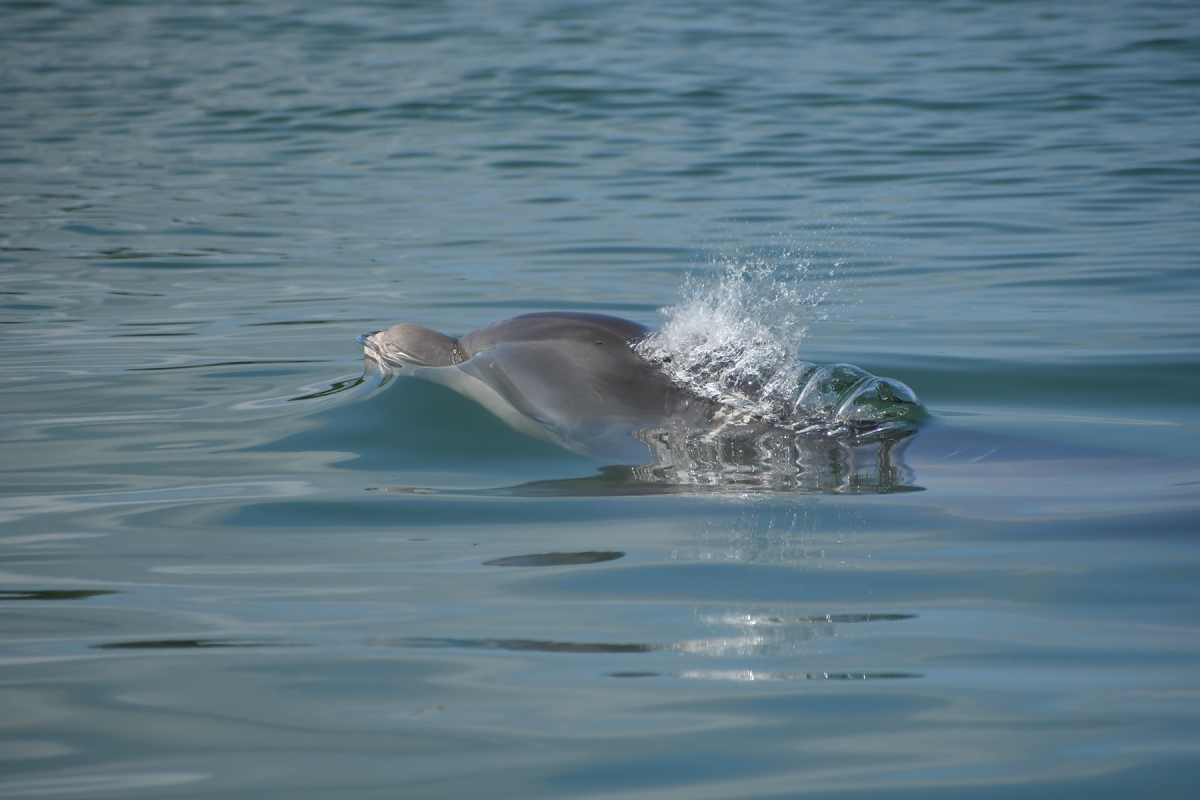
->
<box><xmin>636</xmin><ymin>251</ymin><xmax>924</xmax><ymax>437</ymax></box>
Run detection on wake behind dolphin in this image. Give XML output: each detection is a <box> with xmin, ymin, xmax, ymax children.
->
<box><xmin>360</xmin><ymin>311</ymin><xmax>925</xmax><ymax>466</ymax></box>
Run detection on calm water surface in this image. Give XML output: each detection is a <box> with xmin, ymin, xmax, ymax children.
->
<box><xmin>2</xmin><ymin>1</ymin><xmax>1199</xmax><ymax>797</ymax></box>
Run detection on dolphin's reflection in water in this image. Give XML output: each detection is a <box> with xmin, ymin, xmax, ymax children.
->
<box><xmin>626</xmin><ymin>421</ymin><xmax>920</xmax><ymax>494</ymax></box>
<box><xmin>373</xmin><ymin>426</ymin><xmax>921</xmax><ymax>496</ymax></box>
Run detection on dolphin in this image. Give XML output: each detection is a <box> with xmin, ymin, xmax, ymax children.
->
<box><xmin>360</xmin><ymin>312</ymin><xmax>718</xmax><ymax>462</ymax></box>
<box><xmin>359</xmin><ymin>312</ymin><xmax>925</xmax><ymax>466</ymax></box>
<box><xmin>347</xmin><ymin>314</ymin><xmax>1198</xmax><ymax>502</ymax></box>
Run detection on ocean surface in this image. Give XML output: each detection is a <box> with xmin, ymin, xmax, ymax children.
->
<box><xmin>2</xmin><ymin>0</ymin><xmax>1199</xmax><ymax>796</ymax></box>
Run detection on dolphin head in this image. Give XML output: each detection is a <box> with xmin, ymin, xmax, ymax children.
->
<box><xmin>361</xmin><ymin>323</ymin><xmax>462</xmax><ymax>369</ymax></box>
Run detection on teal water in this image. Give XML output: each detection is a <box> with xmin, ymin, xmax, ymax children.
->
<box><xmin>2</xmin><ymin>1</ymin><xmax>1199</xmax><ymax>796</ymax></box>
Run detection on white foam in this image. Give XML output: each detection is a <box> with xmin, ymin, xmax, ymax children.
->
<box><xmin>637</xmin><ymin>251</ymin><xmax>922</xmax><ymax>435</ymax></box>
<box><xmin>637</xmin><ymin>253</ymin><xmax>831</xmax><ymax>416</ymax></box>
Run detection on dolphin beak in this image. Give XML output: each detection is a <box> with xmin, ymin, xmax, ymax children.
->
<box><xmin>360</xmin><ymin>331</ymin><xmax>388</xmax><ymax>371</ymax></box>
<box><xmin>359</xmin><ymin>331</ymin><xmax>409</xmax><ymax>373</ymax></box>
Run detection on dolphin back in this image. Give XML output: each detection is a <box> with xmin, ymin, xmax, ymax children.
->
<box><xmin>458</xmin><ymin>312</ymin><xmax>651</xmax><ymax>357</ymax></box>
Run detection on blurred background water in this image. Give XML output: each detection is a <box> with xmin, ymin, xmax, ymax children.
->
<box><xmin>2</xmin><ymin>0</ymin><xmax>1199</xmax><ymax>797</ymax></box>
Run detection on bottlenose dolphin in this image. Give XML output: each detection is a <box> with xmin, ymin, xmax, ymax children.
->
<box><xmin>346</xmin><ymin>313</ymin><xmax>1200</xmax><ymax>501</ymax></box>
<box><xmin>360</xmin><ymin>312</ymin><xmax>718</xmax><ymax>462</ymax></box>
<box><xmin>360</xmin><ymin>312</ymin><xmax>925</xmax><ymax>467</ymax></box>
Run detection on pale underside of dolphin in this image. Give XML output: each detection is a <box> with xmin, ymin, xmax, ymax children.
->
<box><xmin>361</xmin><ymin>312</ymin><xmax>718</xmax><ymax>462</ymax></box>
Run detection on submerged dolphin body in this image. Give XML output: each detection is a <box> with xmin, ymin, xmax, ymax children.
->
<box><xmin>360</xmin><ymin>312</ymin><xmax>925</xmax><ymax>469</ymax></box>
<box><xmin>361</xmin><ymin>312</ymin><xmax>718</xmax><ymax>462</ymax></box>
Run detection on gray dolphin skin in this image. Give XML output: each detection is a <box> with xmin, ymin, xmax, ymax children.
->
<box><xmin>361</xmin><ymin>312</ymin><xmax>717</xmax><ymax>462</ymax></box>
